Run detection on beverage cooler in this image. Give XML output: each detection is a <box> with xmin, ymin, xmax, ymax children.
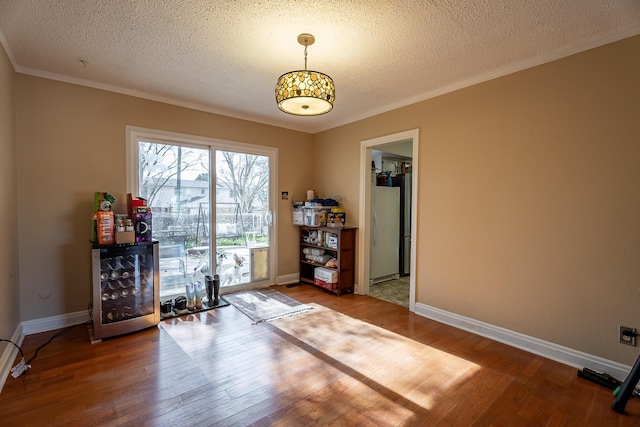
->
<box><xmin>91</xmin><ymin>241</ymin><xmax>159</xmax><ymax>339</ymax></box>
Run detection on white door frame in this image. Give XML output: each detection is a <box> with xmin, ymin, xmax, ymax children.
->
<box><xmin>357</xmin><ymin>129</ymin><xmax>419</xmax><ymax>312</ymax></box>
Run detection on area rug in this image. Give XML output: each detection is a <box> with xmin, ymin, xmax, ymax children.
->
<box><xmin>223</xmin><ymin>288</ymin><xmax>313</xmax><ymax>324</ymax></box>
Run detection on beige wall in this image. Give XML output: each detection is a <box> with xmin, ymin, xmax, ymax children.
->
<box><xmin>8</xmin><ymin>34</ymin><xmax>640</xmax><ymax>367</ymax></box>
<box><xmin>0</xmin><ymin>43</ymin><xmax>19</xmax><ymax>343</ymax></box>
<box><xmin>14</xmin><ymin>75</ymin><xmax>313</xmax><ymax>321</ymax></box>
<box><xmin>314</xmin><ymin>35</ymin><xmax>640</xmax><ymax>365</ymax></box>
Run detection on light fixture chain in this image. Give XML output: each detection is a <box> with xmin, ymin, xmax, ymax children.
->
<box><xmin>304</xmin><ymin>45</ymin><xmax>308</xmax><ymax>70</ymax></box>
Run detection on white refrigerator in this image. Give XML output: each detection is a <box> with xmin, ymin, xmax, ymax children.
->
<box><xmin>370</xmin><ymin>186</ymin><xmax>400</xmax><ymax>284</ymax></box>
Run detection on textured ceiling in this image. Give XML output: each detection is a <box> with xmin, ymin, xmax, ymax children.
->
<box><xmin>1</xmin><ymin>1</ymin><xmax>639</xmax><ymax>134</ymax></box>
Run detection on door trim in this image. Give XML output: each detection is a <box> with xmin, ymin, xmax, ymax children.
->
<box><xmin>358</xmin><ymin>129</ymin><xmax>419</xmax><ymax>312</ymax></box>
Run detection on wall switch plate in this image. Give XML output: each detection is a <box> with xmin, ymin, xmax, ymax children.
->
<box><xmin>619</xmin><ymin>326</ymin><xmax>637</xmax><ymax>346</ymax></box>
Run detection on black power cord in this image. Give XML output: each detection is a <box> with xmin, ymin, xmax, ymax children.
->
<box><xmin>2</xmin><ymin>321</ymin><xmax>90</xmax><ymax>378</ymax></box>
<box><xmin>24</xmin><ymin>325</ymin><xmax>76</xmax><ymax>366</ymax></box>
<box><xmin>2</xmin><ymin>303</ymin><xmax>94</xmax><ymax>378</ymax></box>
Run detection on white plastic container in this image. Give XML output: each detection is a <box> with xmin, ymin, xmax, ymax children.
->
<box><xmin>303</xmin><ymin>206</ymin><xmax>330</xmax><ymax>227</ymax></box>
<box><xmin>292</xmin><ymin>205</ymin><xmax>304</xmax><ymax>225</ymax></box>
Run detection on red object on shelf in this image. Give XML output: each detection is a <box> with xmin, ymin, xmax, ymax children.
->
<box><xmin>314</xmin><ymin>278</ymin><xmax>337</xmax><ymax>290</ymax></box>
<box><xmin>127</xmin><ymin>193</ymin><xmax>147</xmax><ymax>217</ymax></box>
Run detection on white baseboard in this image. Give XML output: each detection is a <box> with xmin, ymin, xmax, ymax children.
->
<box><xmin>414</xmin><ymin>302</ymin><xmax>632</xmax><ymax>381</ymax></box>
<box><xmin>0</xmin><ymin>323</ymin><xmax>24</xmax><ymax>393</ymax></box>
<box><xmin>21</xmin><ymin>310</ymin><xmax>90</xmax><ymax>335</ymax></box>
<box><xmin>277</xmin><ymin>273</ymin><xmax>299</xmax><ymax>286</ymax></box>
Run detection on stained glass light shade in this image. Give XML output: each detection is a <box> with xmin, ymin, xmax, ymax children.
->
<box><xmin>275</xmin><ymin>70</ymin><xmax>335</xmax><ymax>116</ymax></box>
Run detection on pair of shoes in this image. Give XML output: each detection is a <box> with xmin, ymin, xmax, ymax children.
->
<box><xmin>173</xmin><ymin>296</ymin><xmax>189</xmax><ymax>315</ymax></box>
<box><xmin>160</xmin><ymin>300</ymin><xmax>173</xmax><ymax>318</ymax></box>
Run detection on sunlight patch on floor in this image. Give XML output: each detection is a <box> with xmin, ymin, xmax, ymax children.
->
<box><xmin>269</xmin><ymin>303</ymin><xmax>481</xmax><ymax>414</ymax></box>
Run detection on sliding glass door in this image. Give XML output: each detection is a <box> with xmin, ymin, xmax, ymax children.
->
<box><xmin>213</xmin><ymin>149</ymin><xmax>272</xmax><ymax>288</ymax></box>
<box><xmin>127</xmin><ymin>128</ymin><xmax>276</xmax><ymax>301</ymax></box>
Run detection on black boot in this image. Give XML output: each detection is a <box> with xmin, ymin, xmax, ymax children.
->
<box><xmin>205</xmin><ymin>275</ymin><xmax>214</xmax><ymax>307</ymax></box>
<box><xmin>213</xmin><ymin>274</ymin><xmax>220</xmax><ymax>305</ymax></box>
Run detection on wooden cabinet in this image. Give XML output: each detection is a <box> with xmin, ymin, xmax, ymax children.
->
<box><xmin>299</xmin><ymin>226</ymin><xmax>356</xmax><ymax>296</ymax></box>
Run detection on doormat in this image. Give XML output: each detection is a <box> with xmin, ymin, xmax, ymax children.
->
<box><xmin>159</xmin><ymin>297</ymin><xmax>230</xmax><ymax>321</ymax></box>
<box><xmin>224</xmin><ymin>289</ymin><xmax>312</xmax><ymax>324</ymax></box>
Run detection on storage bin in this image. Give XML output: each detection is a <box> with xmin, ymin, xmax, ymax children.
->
<box><xmin>303</xmin><ymin>206</ymin><xmax>330</xmax><ymax>227</ymax></box>
<box><xmin>292</xmin><ymin>205</ymin><xmax>304</xmax><ymax>225</ymax></box>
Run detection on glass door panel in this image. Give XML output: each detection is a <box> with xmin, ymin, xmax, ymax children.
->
<box><xmin>137</xmin><ymin>141</ymin><xmax>211</xmax><ymax>300</ymax></box>
<box><xmin>214</xmin><ymin>150</ymin><xmax>271</xmax><ymax>290</ymax></box>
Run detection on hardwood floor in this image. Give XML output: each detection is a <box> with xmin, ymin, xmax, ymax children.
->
<box><xmin>1</xmin><ymin>284</ymin><xmax>639</xmax><ymax>426</ymax></box>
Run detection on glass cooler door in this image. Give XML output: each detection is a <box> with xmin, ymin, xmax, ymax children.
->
<box><xmin>92</xmin><ymin>241</ymin><xmax>159</xmax><ymax>339</ymax></box>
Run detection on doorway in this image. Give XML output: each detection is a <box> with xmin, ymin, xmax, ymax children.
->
<box><xmin>358</xmin><ymin>129</ymin><xmax>418</xmax><ymax>311</ymax></box>
<box><xmin>369</xmin><ymin>147</ymin><xmax>412</xmax><ymax>307</ymax></box>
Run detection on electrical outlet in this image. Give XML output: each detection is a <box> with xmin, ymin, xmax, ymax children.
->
<box><xmin>619</xmin><ymin>326</ymin><xmax>637</xmax><ymax>346</ymax></box>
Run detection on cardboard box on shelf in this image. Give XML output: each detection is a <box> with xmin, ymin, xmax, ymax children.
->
<box><xmin>326</xmin><ymin>208</ymin><xmax>346</xmax><ymax>228</ymax></box>
<box><xmin>325</xmin><ymin>233</ymin><xmax>338</xmax><ymax>249</ymax></box>
<box><xmin>95</xmin><ymin>211</ymin><xmax>114</xmax><ymax>245</ymax></box>
<box><xmin>127</xmin><ymin>194</ymin><xmax>147</xmax><ymax>218</ymax></box>
<box><xmin>314</xmin><ymin>267</ymin><xmax>338</xmax><ymax>284</ymax></box>
<box><xmin>115</xmin><ymin>230</ymin><xmax>135</xmax><ymax>244</ymax></box>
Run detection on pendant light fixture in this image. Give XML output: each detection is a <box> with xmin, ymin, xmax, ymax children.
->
<box><xmin>275</xmin><ymin>33</ymin><xmax>335</xmax><ymax>116</ymax></box>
